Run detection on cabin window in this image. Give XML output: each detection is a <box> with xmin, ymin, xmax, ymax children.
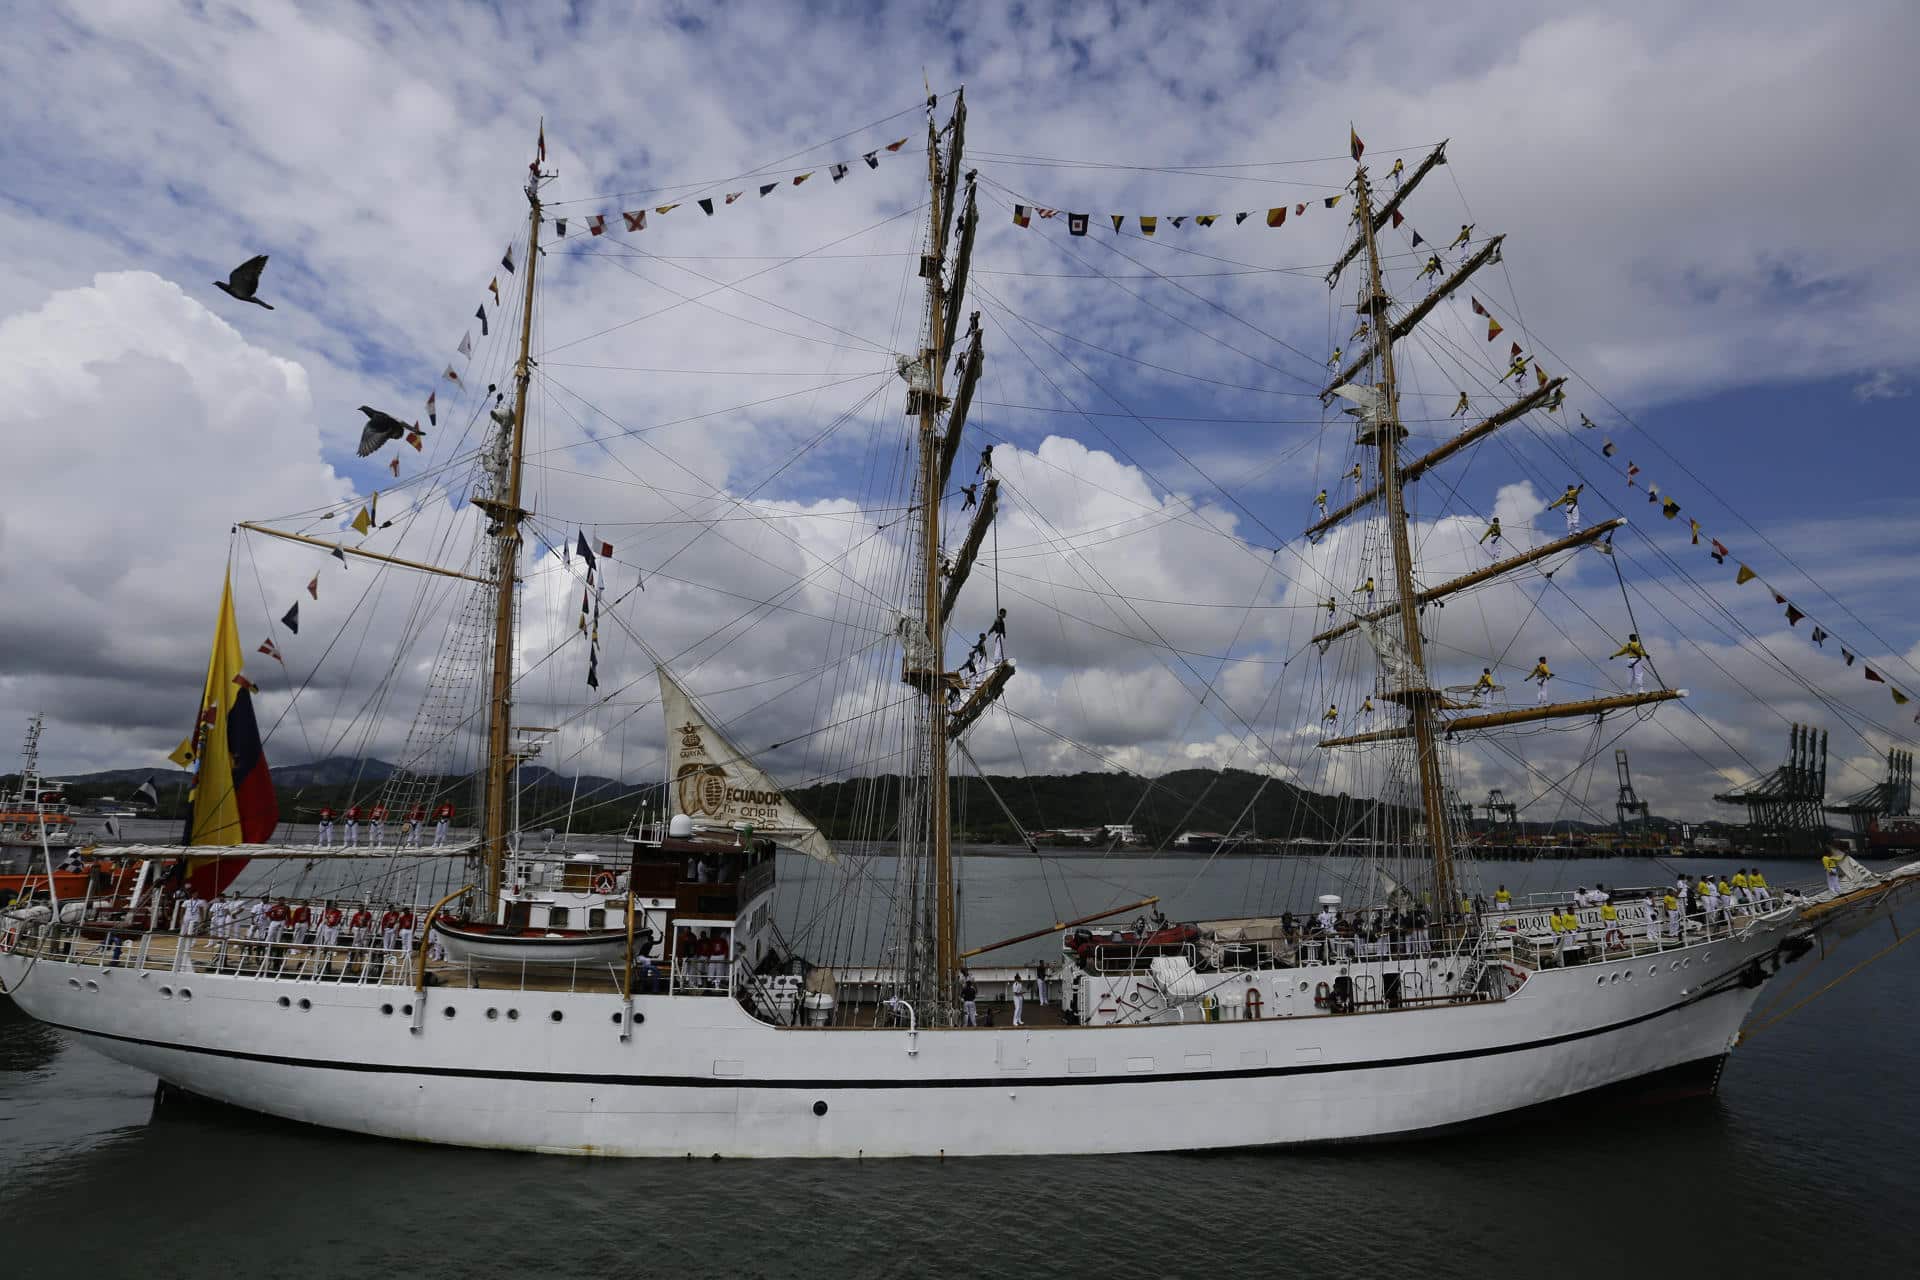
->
<box><xmin>589</xmin><ymin>908</ymin><xmax>607</xmax><ymax>930</ymax></box>
<box><xmin>549</xmin><ymin>907</ymin><xmax>570</xmax><ymax>929</ymax></box>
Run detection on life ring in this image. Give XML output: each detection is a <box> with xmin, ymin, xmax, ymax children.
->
<box><xmin>1313</xmin><ymin>981</ymin><xmax>1331</xmax><ymax>1009</ymax></box>
<box><xmin>593</xmin><ymin>872</ymin><xmax>617</xmax><ymax>895</ymax></box>
<box><xmin>1604</xmin><ymin>928</ymin><xmax>1625</xmax><ymax>951</ymax></box>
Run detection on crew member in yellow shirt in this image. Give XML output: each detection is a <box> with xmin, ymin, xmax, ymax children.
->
<box><xmin>1716</xmin><ymin>876</ymin><xmax>1735</xmax><ymax>923</ymax></box>
<box><xmin>1731</xmin><ymin>868</ymin><xmax>1749</xmax><ymax>909</ymax></box>
<box><xmin>1494</xmin><ymin>884</ymin><xmax>1512</xmax><ymax>911</ymax></box>
<box><xmin>1662</xmin><ymin>890</ymin><xmax>1681</xmax><ymax>940</ymax></box>
<box><xmin>1751</xmin><ymin>869</ymin><xmax>1771</xmax><ymax>906</ymax></box>
<box><xmin>1822</xmin><ymin>849</ymin><xmax>1842</xmax><ymax>894</ymax></box>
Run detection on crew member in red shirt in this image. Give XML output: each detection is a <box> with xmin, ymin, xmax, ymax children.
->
<box><xmin>380</xmin><ymin>907</ymin><xmax>400</xmax><ymax>952</ymax></box>
<box><xmin>264</xmin><ymin>898</ymin><xmax>290</xmax><ymax>946</ymax></box>
<box><xmin>369</xmin><ymin>803</ymin><xmax>389</xmax><ymax>846</ymax></box>
<box><xmin>404</xmin><ymin>804</ymin><xmax>426</xmax><ymax>847</ymax></box>
<box><xmin>320</xmin><ymin>902</ymin><xmax>345</xmax><ymax>946</ymax></box>
<box><xmin>350</xmin><ymin>905</ymin><xmax>374</xmax><ymax>948</ymax></box>
<box><xmin>317</xmin><ymin>804</ymin><xmax>336</xmax><ymax>847</ymax></box>
<box><xmin>432</xmin><ymin>802</ymin><xmax>454</xmax><ymax>847</ymax></box>
<box><xmin>289</xmin><ymin>900</ymin><xmax>313</xmax><ymax>946</ymax></box>
<box><xmin>344</xmin><ymin>806</ymin><xmax>363</xmax><ymax>848</ymax></box>
<box><xmin>397</xmin><ymin>907</ymin><xmax>417</xmax><ymax>954</ymax></box>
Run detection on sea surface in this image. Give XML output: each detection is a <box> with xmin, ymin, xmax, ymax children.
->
<box><xmin>3</xmin><ymin>846</ymin><xmax>1917</xmax><ymax>1278</ymax></box>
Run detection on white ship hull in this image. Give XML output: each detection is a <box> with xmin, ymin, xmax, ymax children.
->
<box><xmin>0</xmin><ymin>923</ymin><xmax>1789</xmax><ymax>1158</ymax></box>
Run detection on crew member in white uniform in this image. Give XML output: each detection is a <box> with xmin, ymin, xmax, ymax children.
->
<box><xmin>249</xmin><ymin>897</ymin><xmax>270</xmax><ymax>941</ymax></box>
<box><xmin>181</xmin><ymin>891</ymin><xmax>209</xmax><ymax>938</ymax></box>
<box><xmin>1010</xmin><ymin>973</ymin><xmax>1027</xmax><ymax>1027</ymax></box>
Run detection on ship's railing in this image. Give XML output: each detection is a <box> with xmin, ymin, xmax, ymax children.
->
<box><xmin>0</xmin><ymin>921</ymin><xmax>656</xmax><ymax>996</ymax></box>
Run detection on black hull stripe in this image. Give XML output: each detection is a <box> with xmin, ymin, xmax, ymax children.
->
<box><xmin>38</xmin><ymin>980</ymin><xmax>1746</xmax><ymax>1092</ymax></box>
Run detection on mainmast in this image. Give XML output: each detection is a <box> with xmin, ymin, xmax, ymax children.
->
<box><xmin>895</xmin><ymin>88</ymin><xmax>985</xmax><ymax>1018</ymax></box>
<box><xmin>1350</xmin><ymin>165</ymin><xmax>1458</xmax><ymax>907</ymax></box>
<box><xmin>480</xmin><ymin>168</ymin><xmax>545</xmax><ymax>906</ymax></box>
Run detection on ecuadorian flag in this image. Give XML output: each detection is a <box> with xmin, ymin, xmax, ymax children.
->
<box><xmin>175</xmin><ymin>571</ymin><xmax>278</xmax><ymax>893</ymax></box>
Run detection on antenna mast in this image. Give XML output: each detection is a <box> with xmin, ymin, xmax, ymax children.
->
<box><xmin>1351</xmin><ymin>165</ymin><xmax>1458</xmax><ymax>908</ymax></box>
<box><xmin>480</xmin><ymin>164</ymin><xmax>545</xmax><ymax>907</ymax></box>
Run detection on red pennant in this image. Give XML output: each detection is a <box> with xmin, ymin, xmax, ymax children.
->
<box><xmin>1866</xmin><ymin>667</ymin><xmax>1886</xmax><ymax>683</ymax></box>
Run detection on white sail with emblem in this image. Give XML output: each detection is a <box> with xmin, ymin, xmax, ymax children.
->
<box><xmin>658</xmin><ymin>666</ymin><xmax>836</xmax><ymax>864</ymax></box>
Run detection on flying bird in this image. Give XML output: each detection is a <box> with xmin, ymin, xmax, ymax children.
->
<box><xmin>356</xmin><ymin>406</ymin><xmax>419</xmax><ymax>457</ymax></box>
<box><xmin>214</xmin><ymin>255</ymin><xmax>274</xmax><ymax>309</ymax></box>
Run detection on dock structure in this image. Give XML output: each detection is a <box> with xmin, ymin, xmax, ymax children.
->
<box><xmin>1713</xmin><ymin>723</ymin><xmax>1830</xmax><ymax>856</ymax></box>
<box><xmin>1825</xmin><ymin>748</ymin><xmax>1914</xmax><ymax>837</ymax></box>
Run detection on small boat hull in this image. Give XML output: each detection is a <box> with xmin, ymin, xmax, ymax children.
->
<box><xmin>431</xmin><ymin>917</ymin><xmax>651</xmax><ymax>966</ymax></box>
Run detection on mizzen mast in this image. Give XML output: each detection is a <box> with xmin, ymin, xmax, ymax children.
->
<box><xmin>479</xmin><ymin>163</ymin><xmax>546</xmax><ymax>907</ymax></box>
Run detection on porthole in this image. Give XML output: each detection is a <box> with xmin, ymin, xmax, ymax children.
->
<box><xmin>85</xmin><ymin>980</ymin><xmax>100</xmax><ymax>992</ymax></box>
<box><xmin>507</xmin><ymin>1008</ymin><xmax>520</xmax><ymax>1021</ymax></box>
<box><xmin>1681</xmin><ymin>958</ymin><xmax>1691</xmax><ymax>969</ymax></box>
<box><xmin>402</xmin><ymin>1003</ymin><xmax>413</xmax><ymax>1016</ymax></box>
<box><xmin>1595</xmin><ymin>976</ymin><xmax>1605</xmax><ymax>986</ymax></box>
<box><xmin>813</xmin><ymin>1101</ymin><xmax>829</xmax><ymax>1117</ymax></box>
<box><xmin>180</xmin><ymin>988</ymin><xmax>193</xmax><ymax>1000</ymax></box>
<box><xmin>160</xmin><ymin>986</ymin><xmax>174</xmax><ymax>999</ymax></box>
<box><xmin>550</xmin><ymin>1010</ymin><xmax>563</xmax><ymax>1023</ymax></box>
<box><xmin>1670</xmin><ymin>962</ymin><xmax>1681</xmax><ymax>972</ymax></box>
<box><xmin>1647</xmin><ymin>967</ymin><xmax>1656</xmax><ymax>978</ymax></box>
<box><xmin>278</xmin><ymin>996</ymin><xmax>291</xmax><ymax>1008</ymax></box>
<box><xmin>1298</xmin><ymin>981</ymin><xmax>1309</xmax><ymax>992</ymax></box>
<box><xmin>486</xmin><ymin>1008</ymin><xmax>499</xmax><ymax>1021</ymax></box>
<box><xmin>67</xmin><ymin>978</ymin><xmax>80</xmax><ymax>989</ymax></box>
<box><xmin>443</xmin><ymin>1006</ymin><xmax>456</xmax><ymax>1019</ymax></box>
<box><xmin>381</xmin><ymin>1003</ymin><xmax>394</xmax><ymax>1016</ymax></box>
<box><xmin>611</xmin><ymin>1012</ymin><xmax>623</xmax><ymax>1024</ymax></box>
<box><xmin>1623</xmin><ymin>970</ymin><xmax>1633</xmax><ymax>981</ymax></box>
<box><xmin>632</xmin><ymin>1011</ymin><xmax>645</xmax><ymax>1026</ymax></box>
<box><xmin>298</xmin><ymin>998</ymin><xmax>312</xmax><ymax>1010</ymax></box>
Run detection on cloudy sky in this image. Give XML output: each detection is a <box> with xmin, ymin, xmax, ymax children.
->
<box><xmin>1</xmin><ymin>0</ymin><xmax>1915</xmax><ymax>828</ymax></box>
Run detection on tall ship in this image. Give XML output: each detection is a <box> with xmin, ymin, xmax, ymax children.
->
<box><xmin>4</xmin><ymin>96</ymin><xmax>1917</xmax><ymax>1157</ymax></box>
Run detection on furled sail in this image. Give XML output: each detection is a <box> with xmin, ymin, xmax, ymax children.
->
<box><xmin>658</xmin><ymin>666</ymin><xmax>836</xmax><ymax>864</ymax></box>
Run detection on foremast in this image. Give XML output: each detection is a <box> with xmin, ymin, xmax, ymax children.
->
<box><xmin>480</xmin><ymin>166</ymin><xmax>546</xmax><ymax>907</ymax></box>
<box><xmin>1316</xmin><ymin>147</ymin><xmax>1684</xmax><ymax>895</ymax></box>
<box><xmin>1348</xmin><ymin>165</ymin><xmax>1459</xmax><ymax>908</ymax></box>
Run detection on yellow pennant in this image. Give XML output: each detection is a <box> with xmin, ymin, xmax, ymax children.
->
<box><xmin>351</xmin><ymin>506</ymin><xmax>372</xmax><ymax>535</ymax></box>
<box><xmin>1736</xmin><ymin>564</ymin><xmax>1757</xmax><ymax>584</ymax></box>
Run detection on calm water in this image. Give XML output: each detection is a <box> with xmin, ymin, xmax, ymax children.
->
<box><xmin>4</xmin><ymin>852</ymin><xmax>1917</xmax><ymax>1278</ymax></box>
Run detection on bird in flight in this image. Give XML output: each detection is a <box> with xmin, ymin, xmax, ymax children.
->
<box><xmin>214</xmin><ymin>255</ymin><xmax>274</xmax><ymax>309</ymax></box>
<box><xmin>356</xmin><ymin>406</ymin><xmax>419</xmax><ymax>457</ymax></box>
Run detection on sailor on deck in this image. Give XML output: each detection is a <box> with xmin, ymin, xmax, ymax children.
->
<box><xmin>317</xmin><ymin>804</ymin><xmax>335</xmax><ymax>847</ymax></box>
<box><xmin>399</xmin><ymin>908</ymin><xmax>416</xmax><ymax>956</ymax></box>
<box><xmin>1751</xmin><ymin>869</ymin><xmax>1772</xmax><ymax>905</ymax></box>
<box><xmin>404</xmin><ymin>805</ymin><xmax>425</xmax><ymax>847</ymax></box>
<box><xmin>1663</xmin><ymin>890</ymin><xmax>1682</xmax><ymax>940</ymax></box>
<box><xmin>1701</xmin><ymin>876</ymin><xmax>1721</xmax><ymax>925</ymax></box>
<box><xmin>1494</xmin><ymin>884</ymin><xmax>1512</xmax><ymax>911</ymax></box>
<box><xmin>1035</xmin><ymin>961</ymin><xmax>1049</xmax><ymax>1005</ymax></box>
<box><xmin>1546</xmin><ymin>483</ymin><xmax>1583</xmax><ymax>534</ymax></box>
<box><xmin>181</xmin><ymin>891</ymin><xmax>208</xmax><ymax>938</ymax></box>
<box><xmin>264</xmin><ymin>898</ymin><xmax>289</xmax><ymax>947</ymax></box>
<box><xmin>319</xmin><ymin>903</ymin><xmax>343</xmax><ymax>947</ymax></box>
<box><xmin>289</xmin><ymin>901</ymin><xmax>312</xmax><ymax>946</ymax></box>
<box><xmin>433</xmin><ymin>802</ymin><xmax>453</xmax><ymax>846</ymax></box>
<box><xmin>1011</xmin><ymin>973</ymin><xmax>1027</xmax><ymax>1027</ymax></box>
<box><xmin>249</xmin><ymin>896</ymin><xmax>270</xmax><ymax>941</ymax></box>
<box><xmin>1823</xmin><ymin>849</ymin><xmax>1843</xmax><ymax>895</ymax></box>
<box><xmin>1473</xmin><ymin>667</ymin><xmax>1496</xmax><ymax>707</ymax></box>
<box><xmin>350</xmin><ymin>905</ymin><xmax>374</xmax><ymax>949</ymax></box>
<box><xmin>1716</xmin><ymin>876</ymin><xmax>1736</xmax><ymax>924</ymax></box>
<box><xmin>1610</xmin><ymin>633</ymin><xmax>1650</xmax><ymax>691</ymax></box>
<box><xmin>344</xmin><ymin>805</ymin><xmax>362</xmax><ymax>848</ymax></box>
<box><xmin>1731</xmin><ymin>868</ymin><xmax>1750</xmax><ymax>908</ymax></box>
<box><xmin>381</xmin><ymin>908</ymin><xmax>400</xmax><ymax>953</ymax></box>
<box><xmin>1529</xmin><ymin>656</ymin><xmax>1554</xmax><ymax>705</ymax></box>
<box><xmin>961</xmin><ymin>971</ymin><xmax>979</xmax><ymax>1027</ymax></box>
